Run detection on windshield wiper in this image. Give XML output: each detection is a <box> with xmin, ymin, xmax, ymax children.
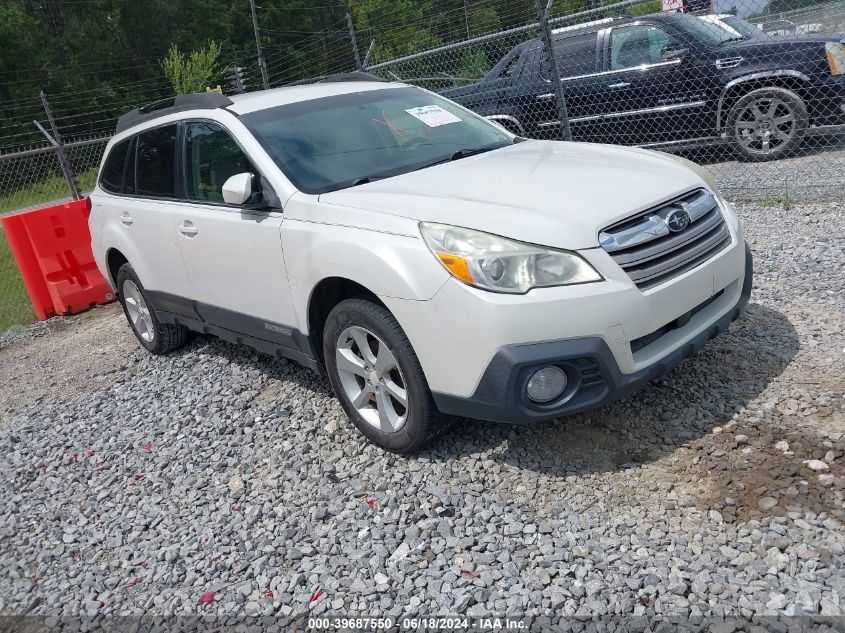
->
<box><xmin>337</xmin><ymin>142</ymin><xmax>510</xmax><ymax>191</ymax></box>
<box><xmin>412</xmin><ymin>143</ymin><xmax>508</xmax><ymax>173</ymax></box>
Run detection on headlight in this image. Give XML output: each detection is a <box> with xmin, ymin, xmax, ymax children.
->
<box><xmin>420</xmin><ymin>222</ymin><xmax>602</xmax><ymax>294</ymax></box>
<box><xmin>827</xmin><ymin>42</ymin><xmax>845</xmax><ymax>75</ymax></box>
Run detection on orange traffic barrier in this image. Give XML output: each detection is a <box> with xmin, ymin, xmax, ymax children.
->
<box><xmin>1</xmin><ymin>198</ymin><xmax>114</xmax><ymax>320</ymax></box>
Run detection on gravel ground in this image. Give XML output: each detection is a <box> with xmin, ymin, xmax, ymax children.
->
<box><xmin>698</xmin><ymin>140</ymin><xmax>845</xmax><ymax>202</ymax></box>
<box><xmin>0</xmin><ymin>200</ymin><xmax>843</xmax><ymax>626</ymax></box>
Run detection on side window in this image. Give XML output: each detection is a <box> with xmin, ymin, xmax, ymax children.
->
<box><xmin>610</xmin><ymin>25</ymin><xmax>680</xmax><ymax>70</ymax></box>
<box><xmin>541</xmin><ymin>33</ymin><xmax>597</xmax><ymax>80</ymax></box>
<box><xmin>184</xmin><ymin>121</ymin><xmax>257</xmax><ymax>203</ymax></box>
<box><xmin>500</xmin><ymin>53</ymin><xmax>522</xmax><ymax>78</ymax></box>
<box><xmin>135</xmin><ymin>125</ymin><xmax>177</xmax><ymax>198</ymax></box>
<box><xmin>99</xmin><ymin>139</ymin><xmax>129</xmax><ymax>194</ymax></box>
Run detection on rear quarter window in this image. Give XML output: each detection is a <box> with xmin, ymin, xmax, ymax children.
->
<box><xmin>99</xmin><ymin>139</ymin><xmax>130</xmax><ymax>194</ymax></box>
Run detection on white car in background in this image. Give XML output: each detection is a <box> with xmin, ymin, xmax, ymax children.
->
<box><xmin>89</xmin><ymin>75</ymin><xmax>752</xmax><ymax>453</ymax></box>
<box><xmin>702</xmin><ymin>14</ymin><xmax>825</xmax><ymax>38</ymax></box>
<box><xmin>699</xmin><ymin>13</ymin><xmax>769</xmax><ymax>39</ymax></box>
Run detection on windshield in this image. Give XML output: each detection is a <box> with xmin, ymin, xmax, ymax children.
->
<box><xmin>669</xmin><ymin>13</ymin><xmax>739</xmax><ymax>44</ymax></box>
<box><xmin>241</xmin><ymin>86</ymin><xmax>512</xmax><ymax>194</ymax></box>
<box><xmin>721</xmin><ymin>16</ymin><xmax>768</xmax><ymax>39</ymax></box>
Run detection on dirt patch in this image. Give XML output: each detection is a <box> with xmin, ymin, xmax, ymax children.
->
<box><xmin>0</xmin><ymin>303</ymin><xmax>135</xmax><ymax>426</ymax></box>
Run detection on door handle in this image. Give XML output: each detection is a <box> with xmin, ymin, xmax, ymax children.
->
<box><xmin>608</xmin><ymin>82</ymin><xmax>631</xmax><ymax>89</ymax></box>
<box><xmin>178</xmin><ymin>221</ymin><xmax>198</xmax><ymax>237</ymax></box>
<box><xmin>119</xmin><ymin>212</ymin><xmax>133</xmax><ymax>226</ymax></box>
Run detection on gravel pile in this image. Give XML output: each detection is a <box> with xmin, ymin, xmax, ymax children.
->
<box><xmin>0</xmin><ymin>200</ymin><xmax>843</xmax><ymax>626</ymax></box>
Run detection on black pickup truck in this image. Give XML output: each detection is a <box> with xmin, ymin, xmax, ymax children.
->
<box><xmin>442</xmin><ymin>12</ymin><xmax>845</xmax><ymax>161</ymax></box>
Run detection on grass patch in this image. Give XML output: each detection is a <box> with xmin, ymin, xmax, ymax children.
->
<box><xmin>0</xmin><ymin>227</ymin><xmax>36</xmax><ymax>332</ymax></box>
<box><xmin>0</xmin><ymin>167</ymin><xmax>97</xmax><ymax>215</ymax></box>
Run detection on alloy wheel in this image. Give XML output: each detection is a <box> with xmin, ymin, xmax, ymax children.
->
<box><xmin>122</xmin><ymin>279</ymin><xmax>155</xmax><ymax>343</ymax></box>
<box><xmin>335</xmin><ymin>325</ymin><xmax>408</xmax><ymax>432</ymax></box>
<box><xmin>734</xmin><ymin>96</ymin><xmax>797</xmax><ymax>156</ymax></box>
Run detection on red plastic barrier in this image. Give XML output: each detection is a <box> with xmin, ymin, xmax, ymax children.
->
<box><xmin>1</xmin><ymin>198</ymin><xmax>113</xmax><ymax>320</ymax></box>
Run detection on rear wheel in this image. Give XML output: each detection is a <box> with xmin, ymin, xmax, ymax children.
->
<box><xmin>727</xmin><ymin>87</ymin><xmax>808</xmax><ymax>162</ymax></box>
<box><xmin>323</xmin><ymin>298</ymin><xmax>444</xmax><ymax>453</ymax></box>
<box><xmin>116</xmin><ymin>263</ymin><xmax>191</xmax><ymax>354</ymax></box>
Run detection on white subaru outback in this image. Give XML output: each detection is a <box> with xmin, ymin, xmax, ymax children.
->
<box><xmin>90</xmin><ymin>74</ymin><xmax>752</xmax><ymax>453</ymax></box>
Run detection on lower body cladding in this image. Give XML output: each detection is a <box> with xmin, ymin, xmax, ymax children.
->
<box><xmin>382</xmin><ymin>239</ymin><xmax>752</xmax><ymax>424</ymax></box>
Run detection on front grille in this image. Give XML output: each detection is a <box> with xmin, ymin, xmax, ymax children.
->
<box><xmin>599</xmin><ymin>189</ymin><xmax>731</xmax><ymax>290</ymax></box>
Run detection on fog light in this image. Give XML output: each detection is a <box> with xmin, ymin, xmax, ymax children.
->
<box><xmin>526</xmin><ymin>366</ymin><xmax>567</xmax><ymax>403</ymax></box>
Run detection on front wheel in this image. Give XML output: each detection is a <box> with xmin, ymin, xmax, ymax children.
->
<box><xmin>727</xmin><ymin>87</ymin><xmax>808</xmax><ymax>162</ymax></box>
<box><xmin>323</xmin><ymin>298</ymin><xmax>444</xmax><ymax>453</ymax></box>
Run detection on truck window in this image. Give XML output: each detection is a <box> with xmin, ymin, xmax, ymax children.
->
<box><xmin>543</xmin><ymin>32</ymin><xmax>598</xmax><ymax>79</ymax></box>
<box><xmin>500</xmin><ymin>53</ymin><xmax>522</xmax><ymax>77</ymax></box>
<box><xmin>609</xmin><ymin>25</ymin><xmax>681</xmax><ymax>70</ymax></box>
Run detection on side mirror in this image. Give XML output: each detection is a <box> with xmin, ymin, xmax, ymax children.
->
<box><xmin>662</xmin><ymin>46</ymin><xmax>689</xmax><ymax>62</ymax></box>
<box><xmin>222</xmin><ymin>172</ymin><xmax>261</xmax><ymax>206</ymax></box>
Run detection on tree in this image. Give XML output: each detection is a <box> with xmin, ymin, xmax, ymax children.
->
<box><xmin>161</xmin><ymin>41</ymin><xmax>221</xmax><ymax>94</ymax></box>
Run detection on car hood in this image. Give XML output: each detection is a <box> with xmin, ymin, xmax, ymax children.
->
<box><xmin>721</xmin><ymin>32</ymin><xmax>845</xmax><ymax>49</ymax></box>
<box><xmin>318</xmin><ymin>140</ymin><xmax>709</xmax><ymax>249</ymax></box>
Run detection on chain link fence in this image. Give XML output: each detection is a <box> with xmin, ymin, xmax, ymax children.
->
<box><xmin>367</xmin><ymin>0</ymin><xmax>845</xmax><ymax>202</ymax></box>
<box><xmin>1</xmin><ymin>0</ymin><xmax>844</xmax><ymax>331</ymax></box>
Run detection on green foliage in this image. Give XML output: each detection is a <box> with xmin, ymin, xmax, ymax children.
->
<box><xmin>627</xmin><ymin>0</ymin><xmax>663</xmax><ymax>16</ymax></box>
<box><xmin>0</xmin><ymin>168</ymin><xmax>98</xmax><ymax>215</ymax></box>
<box><xmin>162</xmin><ymin>41</ymin><xmax>222</xmax><ymax>94</ymax></box>
<box><xmin>456</xmin><ymin>49</ymin><xmax>491</xmax><ymax>82</ymax></box>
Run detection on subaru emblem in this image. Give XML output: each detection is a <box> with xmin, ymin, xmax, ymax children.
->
<box><xmin>666</xmin><ymin>208</ymin><xmax>691</xmax><ymax>233</ymax></box>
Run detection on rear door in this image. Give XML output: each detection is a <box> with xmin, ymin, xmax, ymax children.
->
<box><xmin>104</xmin><ymin>125</ymin><xmax>193</xmax><ymax>302</ymax></box>
<box><xmin>595</xmin><ymin>22</ymin><xmax>707</xmax><ymax>145</ymax></box>
<box><xmin>173</xmin><ymin>120</ymin><xmax>300</xmax><ymax>350</ymax></box>
<box><xmin>527</xmin><ymin>30</ymin><xmax>607</xmax><ymax>139</ymax></box>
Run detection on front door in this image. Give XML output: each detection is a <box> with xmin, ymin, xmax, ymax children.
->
<box><xmin>174</xmin><ymin>120</ymin><xmax>300</xmax><ymax>351</ymax></box>
<box><xmin>596</xmin><ymin>22</ymin><xmax>707</xmax><ymax>145</ymax></box>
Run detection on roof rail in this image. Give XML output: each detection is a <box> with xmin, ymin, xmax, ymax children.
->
<box><xmin>551</xmin><ymin>16</ymin><xmax>624</xmax><ymax>35</ymax></box>
<box><xmin>116</xmin><ymin>92</ymin><xmax>234</xmax><ymax>134</ymax></box>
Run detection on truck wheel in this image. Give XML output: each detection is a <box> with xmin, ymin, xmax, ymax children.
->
<box><xmin>116</xmin><ymin>263</ymin><xmax>192</xmax><ymax>355</ymax></box>
<box><xmin>727</xmin><ymin>87</ymin><xmax>808</xmax><ymax>162</ymax></box>
<box><xmin>323</xmin><ymin>298</ymin><xmax>444</xmax><ymax>454</ymax></box>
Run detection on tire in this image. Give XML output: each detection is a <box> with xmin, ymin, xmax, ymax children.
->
<box><xmin>727</xmin><ymin>87</ymin><xmax>808</xmax><ymax>162</ymax></box>
<box><xmin>116</xmin><ymin>263</ymin><xmax>191</xmax><ymax>355</ymax></box>
<box><xmin>323</xmin><ymin>298</ymin><xmax>444</xmax><ymax>454</ymax></box>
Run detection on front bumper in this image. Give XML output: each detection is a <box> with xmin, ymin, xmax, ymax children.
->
<box><xmin>431</xmin><ymin>243</ymin><xmax>753</xmax><ymax>423</ymax></box>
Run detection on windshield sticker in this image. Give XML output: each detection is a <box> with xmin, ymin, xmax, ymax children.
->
<box><xmin>405</xmin><ymin>105</ymin><xmax>462</xmax><ymax>128</ymax></box>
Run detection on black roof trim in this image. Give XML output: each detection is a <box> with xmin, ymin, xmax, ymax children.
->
<box><xmin>116</xmin><ymin>92</ymin><xmax>234</xmax><ymax>134</ymax></box>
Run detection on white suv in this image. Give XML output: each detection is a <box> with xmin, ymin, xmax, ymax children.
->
<box><xmin>90</xmin><ymin>74</ymin><xmax>752</xmax><ymax>453</ymax></box>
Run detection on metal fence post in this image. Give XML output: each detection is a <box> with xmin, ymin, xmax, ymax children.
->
<box><xmin>362</xmin><ymin>40</ymin><xmax>376</xmax><ymax>71</ymax></box>
<box><xmin>347</xmin><ymin>13</ymin><xmax>362</xmax><ymax>71</ymax></box>
<box><xmin>39</xmin><ymin>90</ymin><xmax>82</xmax><ymax>201</ymax></box>
<box><xmin>249</xmin><ymin>0</ymin><xmax>270</xmax><ymax>89</ymax></box>
<box><xmin>534</xmin><ymin>0</ymin><xmax>572</xmax><ymax>141</ymax></box>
